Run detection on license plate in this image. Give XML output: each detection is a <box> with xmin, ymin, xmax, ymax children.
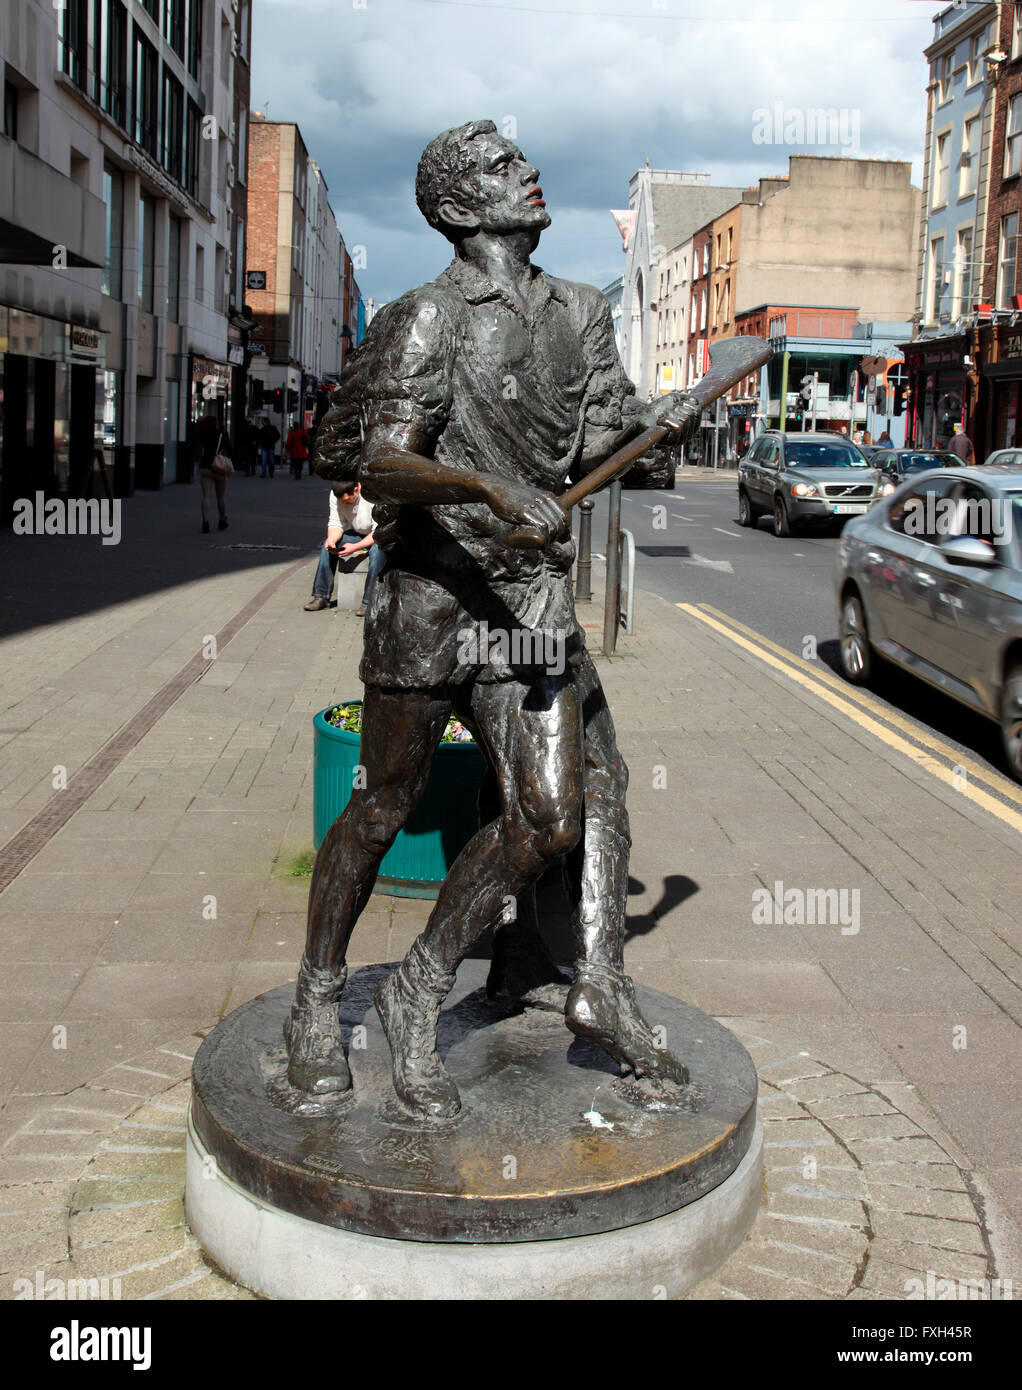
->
<box><xmin>832</xmin><ymin>503</ymin><xmax>868</xmax><ymax>514</ymax></box>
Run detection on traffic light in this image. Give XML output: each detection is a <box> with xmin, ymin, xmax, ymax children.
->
<box><xmin>875</xmin><ymin>386</ymin><xmax>887</xmax><ymax>415</ymax></box>
<box><xmin>893</xmin><ymin>384</ymin><xmax>906</xmax><ymax>417</ymax></box>
<box><xmin>287</xmin><ymin>389</ymin><xmax>299</xmax><ymax>412</ymax></box>
<box><xmin>270</xmin><ymin>388</ymin><xmax>284</xmax><ymax>413</ymax></box>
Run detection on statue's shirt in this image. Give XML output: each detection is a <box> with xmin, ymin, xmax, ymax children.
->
<box><xmin>347</xmin><ymin>258</ymin><xmax>640</xmax><ymax>687</ymax></box>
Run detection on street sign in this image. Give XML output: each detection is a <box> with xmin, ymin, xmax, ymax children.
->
<box><xmin>246</xmin><ymin>270</ymin><xmax>267</xmax><ymax>290</ymax></box>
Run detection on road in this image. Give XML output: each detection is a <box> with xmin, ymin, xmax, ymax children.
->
<box><xmin>588</xmin><ymin>472</ymin><xmax>1013</xmax><ymax>796</ymax></box>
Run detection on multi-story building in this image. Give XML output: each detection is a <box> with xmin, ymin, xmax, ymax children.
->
<box><xmin>245</xmin><ymin>116</ymin><xmax>362</xmax><ymax>433</ymax></box>
<box><xmin>601</xmin><ymin>275</ymin><xmax>623</xmax><ymax>360</ymax></box>
<box><xmin>902</xmin><ymin>1</ymin><xmax>998</xmax><ymax>451</ymax></box>
<box><xmin>617</xmin><ymin>165</ymin><xmax>745</xmax><ymax>399</ymax></box>
<box><xmin>1</xmin><ymin>0</ymin><xmax>252</xmax><ymax>517</ymax></box>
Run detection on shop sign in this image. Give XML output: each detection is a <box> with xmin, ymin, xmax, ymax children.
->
<box><xmin>227</xmin><ymin>343</ymin><xmax>245</xmax><ymax>366</ymax></box>
<box><xmin>1003</xmin><ymin>335</ymin><xmax>1022</xmax><ymax>360</ymax></box>
<box><xmin>69</xmin><ymin>326</ymin><xmax>100</xmax><ymax>358</ymax></box>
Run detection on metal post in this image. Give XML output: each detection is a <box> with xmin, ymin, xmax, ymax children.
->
<box><xmin>603</xmin><ymin>479</ymin><xmax>622</xmax><ymax>656</ymax></box>
<box><xmin>779</xmin><ymin>350</ymin><xmax>790</xmax><ymax>431</ymax></box>
<box><xmin>811</xmin><ymin>370</ymin><xmax>819</xmax><ymax>431</ymax></box>
<box><xmin>575</xmin><ymin>497</ymin><xmax>594</xmax><ymax>601</ymax></box>
<box><xmin>712</xmin><ymin>397</ymin><xmax>721</xmax><ymax>471</ymax></box>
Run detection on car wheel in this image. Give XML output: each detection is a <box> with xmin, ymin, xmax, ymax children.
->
<box><xmin>999</xmin><ymin>665</ymin><xmax>1022</xmax><ymax>784</ymax></box>
<box><xmin>738</xmin><ymin>489</ymin><xmax>756</xmax><ymax>527</ymax></box>
<box><xmin>773</xmin><ymin>497</ymin><xmax>791</xmax><ymax>537</ymax></box>
<box><xmin>839</xmin><ymin>594</ymin><xmax>872</xmax><ymax>685</ymax></box>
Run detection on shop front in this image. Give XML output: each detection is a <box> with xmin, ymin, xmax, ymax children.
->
<box><xmin>0</xmin><ymin>307</ymin><xmax>113</xmax><ymax>525</ymax></box>
<box><xmin>981</xmin><ymin>345</ymin><xmax>1022</xmax><ymax>453</ymax></box>
<box><xmin>187</xmin><ymin>354</ymin><xmax>233</xmax><ymax>482</ymax></box>
<box><xmin>902</xmin><ymin>336</ymin><xmax>968</xmax><ymax>451</ymax></box>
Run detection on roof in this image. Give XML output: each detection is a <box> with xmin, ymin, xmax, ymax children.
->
<box><xmin>651</xmin><ymin>184</ymin><xmax>745</xmax><ymax>253</ymax></box>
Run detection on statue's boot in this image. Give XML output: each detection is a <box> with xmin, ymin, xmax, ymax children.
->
<box><xmin>487</xmin><ymin>886</ymin><xmax>570</xmax><ymax>1013</ymax></box>
<box><xmin>565</xmin><ymin>962</ymin><xmax>690</xmax><ymax>1085</ymax></box>
<box><xmin>283</xmin><ymin>955</ymin><xmax>351</xmax><ymax>1095</ymax></box>
<box><xmin>375</xmin><ymin>935</ymin><xmax>460</xmax><ymax>1121</ymax></box>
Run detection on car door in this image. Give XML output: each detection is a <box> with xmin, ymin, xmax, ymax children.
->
<box><xmin>755</xmin><ymin>440</ymin><xmax>780</xmax><ymax>508</ymax></box>
<box><xmin>739</xmin><ymin>438</ymin><xmax>764</xmax><ymax>506</ymax></box>
<box><xmin>928</xmin><ymin>480</ymin><xmax>1017</xmax><ymax>700</ymax></box>
<box><xmin>869</xmin><ymin>475</ymin><xmax>960</xmax><ymax>663</ymax></box>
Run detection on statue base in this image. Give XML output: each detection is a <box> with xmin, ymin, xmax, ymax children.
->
<box><xmin>186</xmin><ymin>963</ymin><xmax>762</xmax><ymax>1297</ymax></box>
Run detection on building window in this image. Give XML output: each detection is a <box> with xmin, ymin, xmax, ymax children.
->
<box><xmin>1006</xmin><ymin>95</ymin><xmax>1022</xmax><ymax>178</ymax></box>
<box><xmin>932</xmin><ymin>132</ymin><xmax>950</xmax><ymax>206</ymax></box>
<box><xmin>141</xmin><ymin>0</ymin><xmax>159</xmax><ymax>20</ymax></box>
<box><xmin>959</xmin><ymin>116</ymin><xmax>979</xmax><ymax>198</ymax></box>
<box><xmin>164</xmin><ymin>0</ymin><xmax>185</xmax><ymax>57</ymax></box>
<box><xmin>138</xmin><ymin>193</ymin><xmax>155</xmax><ymax>311</ymax></box>
<box><xmin>215</xmin><ymin>246</ymin><xmax>226</xmax><ymax>314</ymax></box>
<box><xmin>239</xmin><ymin>1</ymin><xmax>250</xmax><ymax>62</ymax></box>
<box><xmin>234</xmin><ymin>216</ymin><xmax>244</xmax><ymax>306</ymax></box>
<box><xmin>927</xmin><ymin>236</ymin><xmax>944</xmax><ymax>322</ymax></box>
<box><xmin>1014</xmin><ymin>4</ymin><xmax>1022</xmax><ymax>61</ymax></box>
<box><xmin>187</xmin><ymin>0</ymin><xmax>203</xmax><ymax>79</ymax></box>
<box><xmin>185</xmin><ymin>99</ymin><xmax>201</xmax><ymax>197</ymax></box>
<box><xmin>61</xmin><ymin>0</ymin><xmax>88</xmax><ymax>89</ymax></box>
<box><xmin>967</xmin><ymin>29</ymin><xmax>986</xmax><ymax>86</ymax></box>
<box><xmin>938</xmin><ymin>52</ymin><xmax>952</xmax><ymax>104</ymax></box>
<box><xmin>3</xmin><ymin>80</ymin><xmax>17</xmax><ymax>141</ymax></box>
<box><xmin>168</xmin><ymin>215</ymin><xmax>182</xmax><ymax>321</ymax></box>
<box><xmin>997</xmin><ymin>214</ymin><xmax>1019</xmax><ymax>309</ymax></box>
<box><xmin>161</xmin><ymin>70</ymin><xmax>184</xmax><ymax>183</ymax></box>
<box><xmin>195</xmin><ymin>242</ymin><xmax>205</xmax><ymax>305</ymax></box>
<box><xmin>102</xmin><ymin>163</ymin><xmax>123</xmax><ymax>298</ymax></box>
<box><xmin>955</xmin><ymin>229</ymin><xmax>973</xmax><ymax>316</ymax></box>
<box><xmin>133</xmin><ymin>28</ymin><xmax>159</xmax><ymax>158</ymax></box>
<box><xmin>220</xmin><ymin>15</ymin><xmax>231</xmax><ymax>84</ymax></box>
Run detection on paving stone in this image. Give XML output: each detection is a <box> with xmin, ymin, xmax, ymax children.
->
<box><xmin>869</xmin><ymin>1209</ymin><xmax>987</xmax><ymax>1257</ymax></box>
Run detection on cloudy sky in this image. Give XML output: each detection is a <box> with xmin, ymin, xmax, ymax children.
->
<box><xmin>251</xmin><ymin>0</ymin><xmax>935</xmax><ymax>305</ymax></box>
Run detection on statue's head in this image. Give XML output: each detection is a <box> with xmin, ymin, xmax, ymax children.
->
<box><xmin>415</xmin><ymin>119</ymin><xmax>550</xmax><ymax>244</ymax></box>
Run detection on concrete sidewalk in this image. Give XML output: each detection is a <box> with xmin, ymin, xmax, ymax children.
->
<box><xmin>0</xmin><ymin>474</ymin><xmax>1019</xmax><ymax>1300</ymax></box>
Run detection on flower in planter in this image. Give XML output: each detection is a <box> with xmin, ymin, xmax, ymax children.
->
<box><xmin>324</xmin><ymin>702</ymin><xmax>475</xmax><ymax>744</ymax></box>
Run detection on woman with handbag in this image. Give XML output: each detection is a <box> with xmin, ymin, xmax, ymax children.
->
<box><xmin>195</xmin><ymin>413</ymin><xmax>234</xmax><ymax>533</ymax></box>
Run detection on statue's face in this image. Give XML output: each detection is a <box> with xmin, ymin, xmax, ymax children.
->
<box><xmin>446</xmin><ymin>133</ymin><xmax>551</xmax><ymax>236</ymax></box>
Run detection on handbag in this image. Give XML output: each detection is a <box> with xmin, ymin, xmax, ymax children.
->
<box><xmin>211</xmin><ymin>433</ymin><xmax>235</xmax><ymax>476</ymax></box>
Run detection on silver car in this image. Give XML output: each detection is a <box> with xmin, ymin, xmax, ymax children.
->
<box><xmin>739</xmin><ymin>430</ymin><xmax>892</xmax><ymax>537</ymax></box>
<box><xmin>835</xmin><ymin>465</ymin><xmax>1022</xmax><ymax>781</ymax></box>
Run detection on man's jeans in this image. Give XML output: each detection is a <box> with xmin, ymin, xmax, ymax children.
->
<box><xmin>312</xmin><ymin>531</ymin><xmax>386</xmax><ymax>607</ymax></box>
<box><xmin>259</xmin><ymin>447</ymin><xmax>275</xmax><ymax>477</ymax></box>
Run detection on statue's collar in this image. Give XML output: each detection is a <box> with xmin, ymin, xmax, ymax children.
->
<box><xmin>442</xmin><ymin>258</ymin><xmax>566</xmax><ymax>311</ymax></box>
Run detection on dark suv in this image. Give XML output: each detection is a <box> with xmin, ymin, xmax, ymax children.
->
<box><xmin>738</xmin><ymin>431</ymin><xmax>892</xmax><ymax>537</ymax></box>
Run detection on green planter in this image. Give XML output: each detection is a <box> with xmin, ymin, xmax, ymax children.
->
<box><xmin>312</xmin><ymin>703</ymin><xmax>486</xmax><ymax>899</ymax></box>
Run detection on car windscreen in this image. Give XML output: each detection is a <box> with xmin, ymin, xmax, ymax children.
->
<box><xmin>784</xmin><ymin>442</ymin><xmax>871</xmax><ymax>468</ymax></box>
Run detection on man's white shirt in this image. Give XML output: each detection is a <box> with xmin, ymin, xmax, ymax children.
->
<box><xmin>328</xmin><ymin>490</ymin><xmax>375</xmax><ymax>535</ymax></box>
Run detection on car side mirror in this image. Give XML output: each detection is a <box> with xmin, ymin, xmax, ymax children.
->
<box><xmin>941</xmin><ymin>535</ymin><xmax>999</xmax><ymax>567</ymax></box>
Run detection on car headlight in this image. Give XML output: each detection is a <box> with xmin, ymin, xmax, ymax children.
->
<box><xmin>792</xmin><ymin>482</ymin><xmax>819</xmax><ymax>498</ymax></box>
<box><xmin>877</xmin><ymin>481</ymin><xmax>895</xmax><ymax>497</ymax></box>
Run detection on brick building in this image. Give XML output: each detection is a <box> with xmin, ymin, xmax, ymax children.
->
<box><xmin>244</xmin><ymin>115</ymin><xmax>363</xmax><ymax>435</ymax></box>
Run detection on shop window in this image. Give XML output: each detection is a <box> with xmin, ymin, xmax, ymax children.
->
<box><xmin>102</xmin><ymin>164</ymin><xmax>123</xmax><ymax>299</ymax></box>
<box><xmin>1005</xmin><ymin>94</ymin><xmax>1022</xmax><ymax>179</ymax></box>
<box><xmin>997</xmin><ymin>213</ymin><xmax>1019</xmax><ymax>309</ymax></box>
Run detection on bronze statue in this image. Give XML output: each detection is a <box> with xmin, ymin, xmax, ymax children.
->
<box><xmin>285</xmin><ymin>120</ymin><xmax>711</xmax><ymax>1122</ymax></box>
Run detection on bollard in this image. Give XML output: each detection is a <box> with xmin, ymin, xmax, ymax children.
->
<box><xmin>575</xmin><ymin>498</ymin><xmax>594</xmax><ymax>601</ymax></box>
<box><xmin>603</xmin><ymin>479</ymin><xmax>622</xmax><ymax>656</ymax></box>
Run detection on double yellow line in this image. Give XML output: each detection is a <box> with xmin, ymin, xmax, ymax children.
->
<box><xmin>677</xmin><ymin>602</ymin><xmax>1022</xmax><ymax>837</ymax></box>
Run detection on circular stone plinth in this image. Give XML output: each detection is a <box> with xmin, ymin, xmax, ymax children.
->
<box><xmin>185</xmin><ymin>1112</ymin><xmax>763</xmax><ymax>1300</ymax></box>
<box><xmin>190</xmin><ymin>962</ymin><xmax>758</xmax><ymax>1246</ymax></box>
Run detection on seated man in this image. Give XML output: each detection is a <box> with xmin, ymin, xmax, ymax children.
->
<box><xmin>304</xmin><ymin>480</ymin><xmax>385</xmax><ymax>616</ymax></box>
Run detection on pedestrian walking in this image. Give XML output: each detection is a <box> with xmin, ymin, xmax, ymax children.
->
<box><xmin>876</xmin><ymin>428</ymin><xmax>893</xmax><ymax>447</ymax></box>
<box><xmin>194</xmin><ymin>414</ymin><xmax>233</xmax><ymax>533</ymax></box>
<box><xmin>948</xmin><ymin>424</ymin><xmax>976</xmax><ymax>465</ymax></box>
<box><xmin>286</xmin><ymin>422</ymin><xmax>312</xmax><ymax>480</ymax></box>
<box><xmin>256</xmin><ymin>416</ymin><xmax>280</xmax><ymax>476</ymax></box>
<box><xmin>303</xmin><ymin>480</ymin><xmax>385</xmax><ymax>616</ymax></box>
